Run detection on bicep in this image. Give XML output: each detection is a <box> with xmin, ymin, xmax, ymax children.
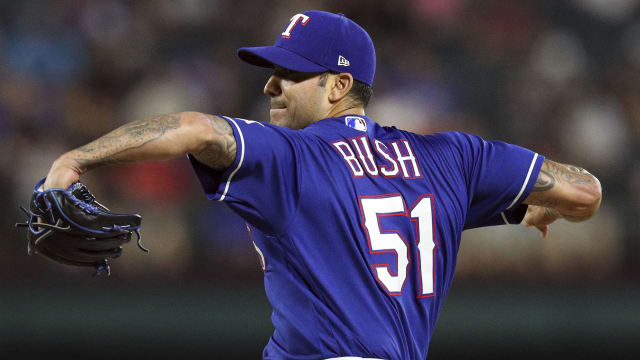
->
<box><xmin>523</xmin><ymin>159</ymin><xmax>601</xmax><ymax>220</ymax></box>
<box><xmin>189</xmin><ymin>113</ymin><xmax>237</xmax><ymax>170</ymax></box>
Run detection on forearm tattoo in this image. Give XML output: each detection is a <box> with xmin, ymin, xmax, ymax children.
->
<box><xmin>532</xmin><ymin>160</ymin><xmax>596</xmax><ymax>192</ymax></box>
<box><xmin>73</xmin><ymin>114</ymin><xmax>181</xmax><ymax>171</ymax></box>
<box><xmin>533</xmin><ymin>169</ymin><xmax>555</xmax><ymax>192</ymax></box>
<box><xmin>192</xmin><ymin>115</ymin><xmax>237</xmax><ymax>170</ymax></box>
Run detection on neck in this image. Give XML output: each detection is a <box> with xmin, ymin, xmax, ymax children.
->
<box><xmin>326</xmin><ymin>104</ymin><xmax>365</xmax><ymax>118</ymax></box>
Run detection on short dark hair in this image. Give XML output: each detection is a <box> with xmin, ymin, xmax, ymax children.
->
<box><xmin>318</xmin><ymin>72</ymin><xmax>373</xmax><ymax>108</ymax></box>
<box><xmin>349</xmin><ymin>79</ymin><xmax>373</xmax><ymax>108</ymax></box>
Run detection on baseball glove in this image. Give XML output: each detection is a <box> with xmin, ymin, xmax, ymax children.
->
<box><xmin>15</xmin><ymin>178</ymin><xmax>146</xmax><ymax>276</ymax></box>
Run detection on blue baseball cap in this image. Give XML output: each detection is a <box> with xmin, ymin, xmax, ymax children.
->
<box><xmin>237</xmin><ymin>10</ymin><xmax>376</xmax><ymax>86</ymax></box>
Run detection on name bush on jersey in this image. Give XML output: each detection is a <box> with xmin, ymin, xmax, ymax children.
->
<box><xmin>332</xmin><ymin>134</ymin><xmax>422</xmax><ymax>179</ymax></box>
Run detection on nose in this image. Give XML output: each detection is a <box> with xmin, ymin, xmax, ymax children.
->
<box><xmin>264</xmin><ymin>74</ymin><xmax>282</xmax><ymax>97</ymax></box>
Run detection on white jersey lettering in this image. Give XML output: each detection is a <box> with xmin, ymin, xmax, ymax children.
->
<box><xmin>351</xmin><ymin>136</ymin><xmax>378</xmax><ymax>176</ymax></box>
<box><xmin>391</xmin><ymin>140</ymin><xmax>422</xmax><ymax>178</ymax></box>
<box><xmin>333</xmin><ymin>140</ymin><xmax>364</xmax><ymax>177</ymax></box>
<box><xmin>333</xmin><ymin>137</ymin><xmax>421</xmax><ymax>179</ymax></box>
<box><xmin>374</xmin><ymin>139</ymin><xmax>399</xmax><ymax>177</ymax></box>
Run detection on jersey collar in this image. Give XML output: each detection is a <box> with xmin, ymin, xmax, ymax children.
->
<box><xmin>308</xmin><ymin>114</ymin><xmax>375</xmax><ymax>134</ymax></box>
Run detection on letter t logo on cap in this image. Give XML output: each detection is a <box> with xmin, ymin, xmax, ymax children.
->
<box><xmin>281</xmin><ymin>14</ymin><xmax>310</xmax><ymax>39</ymax></box>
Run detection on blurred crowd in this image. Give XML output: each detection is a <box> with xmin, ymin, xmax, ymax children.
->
<box><xmin>1</xmin><ymin>0</ymin><xmax>638</xmax><ymax>285</ymax></box>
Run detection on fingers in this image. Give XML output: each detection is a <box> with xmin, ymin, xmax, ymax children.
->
<box><xmin>524</xmin><ymin>221</ymin><xmax>550</xmax><ymax>238</ymax></box>
<box><xmin>44</xmin><ymin>157</ymin><xmax>80</xmax><ymax>190</ymax></box>
<box><xmin>538</xmin><ymin>225</ymin><xmax>549</xmax><ymax>238</ymax></box>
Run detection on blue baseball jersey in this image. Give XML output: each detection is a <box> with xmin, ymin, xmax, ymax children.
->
<box><xmin>189</xmin><ymin>115</ymin><xmax>544</xmax><ymax>359</ymax></box>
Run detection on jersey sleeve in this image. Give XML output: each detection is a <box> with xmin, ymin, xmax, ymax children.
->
<box><xmin>436</xmin><ymin>132</ymin><xmax>544</xmax><ymax>230</ymax></box>
<box><xmin>188</xmin><ymin>116</ymin><xmax>301</xmax><ymax>235</ymax></box>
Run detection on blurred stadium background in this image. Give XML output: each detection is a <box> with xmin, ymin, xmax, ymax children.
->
<box><xmin>1</xmin><ymin>0</ymin><xmax>639</xmax><ymax>358</ymax></box>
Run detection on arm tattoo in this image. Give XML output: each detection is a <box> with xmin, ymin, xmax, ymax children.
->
<box><xmin>526</xmin><ymin>159</ymin><xmax>600</xmax><ymax>217</ymax></box>
<box><xmin>531</xmin><ymin>160</ymin><xmax>596</xmax><ymax>195</ymax></box>
<box><xmin>73</xmin><ymin>114</ymin><xmax>181</xmax><ymax>171</ymax></box>
<box><xmin>191</xmin><ymin>115</ymin><xmax>237</xmax><ymax>170</ymax></box>
<box><xmin>532</xmin><ymin>169</ymin><xmax>555</xmax><ymax>192</ymax></box>
<box><xmin>546</xmin><ymin>160</ymin><xmax>596</xmax><ymax>186</ymax></box>
<box><xmin>531</xmin><ymin>159</ymin><xmax>596</xmax><ymax>194</ymax></box>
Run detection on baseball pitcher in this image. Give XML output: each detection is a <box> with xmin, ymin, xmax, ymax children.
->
<box><xmin>24</xmin><ymin>11</ymin><xmax>601</xmax><ymax>360</ymax></box>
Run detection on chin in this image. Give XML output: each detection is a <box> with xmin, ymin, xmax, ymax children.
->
<box><xmin>269</xmin><ymin>114</ymin><xmax>292</xmax><ymax>128</ymax></box>
<box><xmin>269</xmin><ymin>115</ymin><xmax>282</xmax><ymax>125</ymax></box>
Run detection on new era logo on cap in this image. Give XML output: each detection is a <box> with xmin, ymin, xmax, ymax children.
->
<box><xmin>338</xmin><ymin>55</ymin><xmax>350</xmax><ymax>66</ymax></box>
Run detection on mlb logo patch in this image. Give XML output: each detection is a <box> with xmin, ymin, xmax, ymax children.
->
<box><xmin>345</xmin><ymin>116</ymin><xmax>367</xmax><ymax>131</ymax></box>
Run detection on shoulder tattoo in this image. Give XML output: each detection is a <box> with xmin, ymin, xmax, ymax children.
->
<box><xmin>192</xmin><ymin>115</ymin><xmax>237</xmax><ymax>170</ymax></box>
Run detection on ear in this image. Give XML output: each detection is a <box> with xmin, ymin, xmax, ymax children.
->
<box><xmin>328</xmin><ymin>73</ymin><xmax>354</xmax><ymax>103</ymax></box>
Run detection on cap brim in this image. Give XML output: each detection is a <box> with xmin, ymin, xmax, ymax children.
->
<box><xmin>237</xmin><ymin>46</ymin><xmax>328</xmax><ymax>73</ymax></box>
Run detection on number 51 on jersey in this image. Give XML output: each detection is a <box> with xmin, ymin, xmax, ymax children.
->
<box><xmin>359</xmin><ymin>194</ymin><xmax>438</xmax><ymax>298</ymax></box>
